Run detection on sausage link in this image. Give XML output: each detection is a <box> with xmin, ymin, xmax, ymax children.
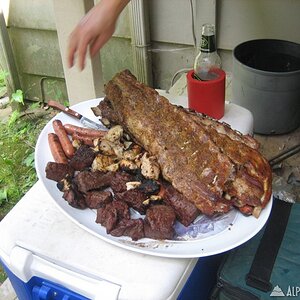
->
<box><xmin>52</xmin><ymin>120</ymin><xmax>75</xmax><ymax>158</ymax></box>
<box><xmin>71</xmin><ymin>132</ymin><xmax>95</xmax><ymax>147</ymax></box>
<box><xmin>48</xmin><ymin>133</ymin><xmax>68</xmax><ymax>164</ymax></box>
<box><xmin>64</xmin><ymin>123</ymin><xmax>106</xmax><ymax>138</ymax></box>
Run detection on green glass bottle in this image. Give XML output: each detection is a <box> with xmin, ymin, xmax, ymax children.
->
<box><xmin>193</xmin><ymin>23</ymin><xmax>222</xmax><ymax>80</ymax></box>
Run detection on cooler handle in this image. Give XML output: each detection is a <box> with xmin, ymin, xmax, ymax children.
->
<box><xmin>9</xmin><ymin>246</ymin><xmax>121</xmax><ymax>300</ymax></box>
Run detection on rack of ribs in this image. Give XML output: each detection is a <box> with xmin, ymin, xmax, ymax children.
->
<box><xmin>95</xmin><ymin>69</ymin><xmax>272</xmax><ymax>217</ymax></box>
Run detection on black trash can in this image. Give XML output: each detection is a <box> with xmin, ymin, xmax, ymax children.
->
<box><xmin>232</xmin><ymin>39</ymin><xmax>300</xmax><ymax>134</ymax></box>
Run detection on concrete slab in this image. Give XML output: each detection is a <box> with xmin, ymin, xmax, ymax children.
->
<box><xmin>0</xmin><ymin>96</ymin><xmax>9</xmax><ymax>108</ymax></box>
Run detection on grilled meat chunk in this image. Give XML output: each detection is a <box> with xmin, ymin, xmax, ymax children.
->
<box><xmin>96</xmin><ymin>205</ymin><xmax>117</xmax><ymax>233</ymax></box>
<box><xmin>96</xmin><ymin>200</ymin><xmax>130</xmax><ymax>233</ymax></box>
<box><xmin>144</xmin><ymin>205</ymin><xmax>176</xmax><ymax>240</ymax></box>
<box><xmin>85</xmin><ymin>190</ymin><xmax>113</xmax><ymax>209</ymax></box>
<box><xmin>74</xmin><ymin>170</ymin><xmax>114</xmax><ymax>193</ymax></box>
<box><xmin>137</xmin><ymin>179</ymin><xmax>160</xmax><ymax>195</ymax></box>
<box><xmin>110</xmin><ymin>219</ymin><xmax>145</xmax><ymax>241</ymax></box>
<box><xmin>162</xmin><ymin>182</ymin><xmax>199</xmax><ymax>227</ymax></box>
<box><xmin>63</xmin><ymin>184</ymin><xmax>86</xmax><ymax>209</ymax></box>
<box><xmin>114</xmin><ymin>189</ymin><xmax>148</xmax><ymax>214</ymax></box>
<box><xmin>110</xmin><ymin>171</ymin><xmax>135</xmax><ymax>193</ymax></box>
<box><xmin>69</xmin><ymin>144</ymin><xmax>95</xmax><ymax>171</ymax></box>
<box><xmin>96</xmin><ymin>70</ymin><xmax>272</xmax><ymax>217</ymax></box>
<box><xmin>45</xmin><ymin>162</ymin><xmax>74</xmax><ymax>182</ymax></box>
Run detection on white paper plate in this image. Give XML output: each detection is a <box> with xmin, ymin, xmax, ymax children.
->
<box><xmin>35</xmin><ymin>98</ymin><xmax>272</xmax><ymax>258</ymax></box>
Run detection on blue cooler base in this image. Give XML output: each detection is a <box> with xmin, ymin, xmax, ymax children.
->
<box><xmin>1</xmin><ymin>253</ymin><xmax>224</xmax><ymax>300</ymax></box>
<box><xmin>178</xmin><ymin>253</ymin><xmax>225</xmax><ymax>300</ymax></box>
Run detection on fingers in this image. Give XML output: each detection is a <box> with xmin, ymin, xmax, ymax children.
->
<box><xmin>67</xmin><ymin>32</ymin><xmax>77</xmax><ymax>68</ymax></box>
<box><xmin>68</xmin><ymin>30</ymin><xmax>110</xmax><ymax>70</ymax></box>
<box><xmin>77</xmin><ymin>36</ymin><xmax>90</xmax><ymax>71</ymax></box>
<box><xmin>67</xmin><ymin>28</ymin><xmax>93</xmax><ymax>70</ymax></box>
<box><xmin>89</xmin><ymin>30</ymin><xmax>114</xmax><ymax>57</ymax></box>
<box><xmin>66</xmin><ymin>0</ymin><xmax>122</xmax><ymax>70</ymax></box>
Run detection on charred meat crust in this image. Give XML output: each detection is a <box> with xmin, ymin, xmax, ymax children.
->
<box><xmin>69</xmin><ymin>144</ymin><xmax>95</xmax><ymax>171</ymax></box>
<box><xmin>100</xmin><ymin>69</ymin><xmax>272</xmax><ymax>216</ymax></box>
<box><xmin>74</xmin><ymin>170</ymin><xmax>114</xmax><ymax>193</ymax></box>
<box><xmin>85</xmin><ymin>190</ymin><xmax>113</xmax><ymax>209</ymax></box>
<box><xmin>144</xmin><ymin>205</ymin><xmax>176</xmax><ymax>240</ymax></box>
<box><xmin>185</xmin><ymin>108</ymin><xmax>272</xmax><ymax>209</ymax></box>
<box><xmin>45</xmin><ymin>162</ymin><xmax>74</xmax><ymax>182</ymax></box>
<box><xmin>161</xmin><ymin>182</ymin><xmax>199</xmax><ymax>227</ymax></box>
<box><xmin>186</xmin><ymin>109</ymin><xmax>260</xmax><ymax>150</ymax></box>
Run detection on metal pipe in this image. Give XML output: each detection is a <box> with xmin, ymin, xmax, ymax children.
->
<box><xmin>129</xmin><ymin>0</ymin><xmax>152</xmax><ymax>86</ymax></box>
<box><xmin>269</xmin><ymin>144</ymin><xmax>300</xmax><ymax>167</ymax></box>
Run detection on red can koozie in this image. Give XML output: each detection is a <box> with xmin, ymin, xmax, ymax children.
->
<box><xmin>187</xmin><ymin>69</ymin><xmax>226</xmax><ymax>119</ymax></box>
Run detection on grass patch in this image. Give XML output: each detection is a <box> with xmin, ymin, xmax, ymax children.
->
<box><xmin>0</xmin><ymin>103</ymin><xmax>54</xmax><ymax>283</ymax></box>
<box><xmin>0</xmin><ymin>110</ymin><xmax>51</xmax><ymax>216</ymax></box>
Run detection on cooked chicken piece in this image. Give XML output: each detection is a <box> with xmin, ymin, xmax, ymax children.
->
<box><xmin>119</xmin><ymin>159</ymin><xmax>139</xmax><ymax>172</ymax></box>
<box><xmin>105</xmin><ymin>125</ymin><xmax>123</xmax><ymax>142</ymax></box>
<box><xmin>92</xmin><ymin>154</ymin><xmax>116</xmax><ymax>172</ymax></box>
<box><xmin>140</xmin><ymin>153</ymin><xmax>160</xmax><ymax>180</ymax></box>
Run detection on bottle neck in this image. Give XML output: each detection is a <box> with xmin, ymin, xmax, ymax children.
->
<box><xmin>200</xmin><ymin>34</ymin><xmax>216</xmax><ymax>53</ymax></box>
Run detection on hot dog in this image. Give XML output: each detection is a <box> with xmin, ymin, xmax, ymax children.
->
<box><xmin>64</xmin><ymin>123</ymin><xmax>106</xmax><ymax>138</ymax></box>
<box><xmin>71</xmin><ymin>132</ymin><xmax>95</xmax><ymax>147</ymax></box>
<box><xmin>48</xmin><ymin>133</ymin><xmax>68</xmax><ymax>164</ymax></box>
<box><xmin>52</xmin><ymin>120</ymin><xmax>75</xmax><ymax>158</ymax></box>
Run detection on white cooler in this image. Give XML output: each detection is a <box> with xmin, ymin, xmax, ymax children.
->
<box><xmin>0</xmin><ymin>95</ymin><xmax>253</xmax><ymax>300</ymax></box>
<box><xmin>0</xmin><ymin>181</ymin><xmax>225</xmax><ymax>300</ymax></box>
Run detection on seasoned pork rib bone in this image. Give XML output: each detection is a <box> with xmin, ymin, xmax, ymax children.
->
<box><xmin>100</xmin><ymin>71</ymin><xmax>235</xmax><ymax>215</ymax></box>
<box><xmin>188</xmin><ymin>110</ymin><xmax>260</xmax><ymax>150</ymax></box>
<box><xmin>97</xmin><ymin>70</ymin><xmax>271</xmax><ymax>216</ymax></box>
<box><xmin>185</xmin><ymin>109</ymin><xmax>272</xmax><ymax>210</ymax></box>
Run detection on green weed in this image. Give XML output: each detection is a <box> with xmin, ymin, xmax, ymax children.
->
<box><xmin>0</xmin><ymin>108</ymin><xmax>51</xmax><ymax>216</ymax></box>
<box><xmin>11</xmin><ymin>89</ymin><xmax>24</xmax><ymax>105</ymax></box>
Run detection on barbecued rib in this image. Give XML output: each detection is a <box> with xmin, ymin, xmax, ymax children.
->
<box><xmin>97</xmin><ymin>70</ymin><xmax>271</xmax><ymax>216</ymax></box>
<box><xmin>187</xmin><ymin>110</ymin><xmax>260</xmax><ymax>150</ymax></box>
<box><xmin>101</xmin><ymin>74</ymin><xmax>234</xmax><ymax>215</ymax></box>
<box><xmin>184</xmin><ymin>108</ymin><xmax>272</xmax><ymax>209</ymax></box>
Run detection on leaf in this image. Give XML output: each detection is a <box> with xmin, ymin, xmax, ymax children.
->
<box><xmin>23</xmin><ymin>152</ymin><xmax>35</xmax><ymax>168</ymax></box>
<box><xmin>11</xmin><ymin>89</ymin><xmax>24</xmax><ymax>105</ymax></box>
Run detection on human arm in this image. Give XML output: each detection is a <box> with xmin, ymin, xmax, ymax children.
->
<box><xmin>68</xmin><ymin>0</ymin><xmax>130</xmax><ymax>70</ymax></box>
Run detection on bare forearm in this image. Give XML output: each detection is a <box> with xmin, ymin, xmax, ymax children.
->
<box><xmin>101</xmin><ymin>0</ymin><xmax>131</xmax><ymax>18</ymax></box>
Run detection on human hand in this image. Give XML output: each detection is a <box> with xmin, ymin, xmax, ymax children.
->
<box><xmin>68</xmin><ymin>0</ymin><xmax>130</xmax><ymax>70</ymax></box>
